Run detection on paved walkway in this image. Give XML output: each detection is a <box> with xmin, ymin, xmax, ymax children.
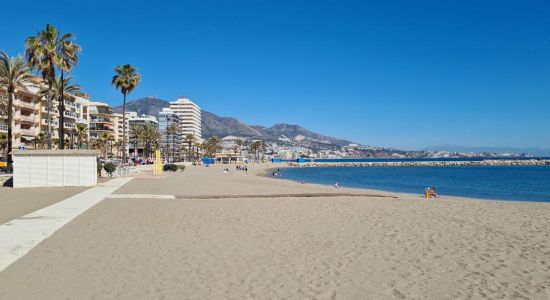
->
<box><xmin>0</xmin><ymin>177</ymin><xmax>132</xmax><ymax>272</ymax></box>
<box><xmin>0</xmin><ymin>186</ymin><xmax>88</xmax><ymax>225</ymax></box>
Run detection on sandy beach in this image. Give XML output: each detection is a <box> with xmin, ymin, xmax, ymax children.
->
<box><xmin>0</xmin><ymin>163</ymin><xmax>549</xmax><ymax>299</ymax></box>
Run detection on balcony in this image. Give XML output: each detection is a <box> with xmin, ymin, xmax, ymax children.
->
<box><xmin>64</xmin><ymin>122</ymin><xmax>76</xmax><ymax>129</ymax></box>
<box><xmin>41</xmin><ymin>119</ymin><xmax>58</xmax><ymax>126</ymax></box>
<box><xmin>64</xmin><ymin>101</ymin><xmax>76</xmax><ymax>108</ymax></box>
<box><xmin>63</xmin><ymin>111</ymin><xmax>76</xmax><ymax>119</ymax></box>
<box><xmin>20</xmin><ymin>128</ymin><xmax>35</xmax><ymax>136</ymax></box>
<box><xmin>42</xmin><ymin>107</ymin><xmax>59</xmax><ymax>114</ymax></box>
<box><xmin>20</xmin><ymin>114</ymin><xmax>37</xmax><ymax>123</ymax></box>
<box><xmin>0</xmin><ymin>124</ymin><xmax>7</xmax><ymax>132</ymax></box>
<box><xmin>19</xmin><ymin>101</ymin><xmax>37</xmax><ymax>110</ymax></box>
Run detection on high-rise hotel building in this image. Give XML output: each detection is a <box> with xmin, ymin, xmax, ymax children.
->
<box><xmin>169</xmin><ymin>97</ymin><xmax>202</xmax><ymax>141</ymax></box>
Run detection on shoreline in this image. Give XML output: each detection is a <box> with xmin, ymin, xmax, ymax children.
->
<box><xmin>257</xmin><ymin>163</ymin><xmax>550</xmax><ymax>204</ymax></box>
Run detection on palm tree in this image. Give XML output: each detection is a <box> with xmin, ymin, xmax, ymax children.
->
<box><xmin>94</xmin><ymin>132</ymin><xmax>111</xmax><ymax>159</ymax></box>
<box><xmin>112</xmin><ymin>64</ymin><xmax>141</xmax><ymax>163</ymax></box>
<box><xmin>56</xmin><ymin>32</ymin><xmax>80</xmax><ymax>149</ymax></box>
<box><xmin>250</xmin><ymin>140</ymin><xmax>267</xmax><ymax>163</ymax></box>
<box><xmin>114</xmin><ymin>140</ymin><xmax>123</xmax><ymax>159</ymax></box>
<box><xmin>68</xmin><ymin>128</ymin><xmax>76</xmax><ymax>149</ymax></box>
<box><xmin>39</xmin><ymin>76</ymin><xmax>81</xmax><ymax>144</ymax></box>
<box><xmin>183</xmin><ymin>134</ymin><xmax>197</xmax><ymax>162</ymax></box>
<box><xmin>34</xmin><ymin>132</ymin><xmax>47</xmax><ymax>149</ymax></box>
<box><xmin>25</xmin><ymin>24</ymin><xmax>79</xmax><ymax>149</ymax></box>
<box><xmin>130</xmin><ymin>125</ymin><xmax>143</xmax><ymax>161</ymax></box>
<box><xmin>0</xmin><ymin>51</ymin><xmax>31</xmax><ymax>172</ymax></box>
<box><xmin>75</xmin><ymin>123</ymin><xmax>88</xmax><ymax>149</ymax></box>
<box><xmin>0</xmin><ymin>97</ymin><xmax>7</xmax><ymax>116</ymax></box>
<box><xmin>234</xmin><ymin>139</ymin><xmax>244</xmax><ymax>162</ymax></box>
<box><xmin>203</xmin><ymin>136</ymin><xmax>221</xmax><ymax>158</ymax></box>
<box><xmin>139</xmin><ymin>124</ymin><xmax>160</xmax><ymax>159</ymax></box>
<box><xmin>166</xmin><ymin>123</ymin><xmax>179</xmax><ymax>162</ymax></box>
<box><xmin>0</xmin><ymin>133</ymin><xmax>7</xmax><ymax>158</ymax></box>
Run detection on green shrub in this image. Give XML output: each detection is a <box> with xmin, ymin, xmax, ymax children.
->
<box><xmin>178</xmin><ymin>165</ymin><xmax>186</xmax><ymax>172</ymax></box>
<box><xmin>163</xmin><ymin>163</ymin><xmax>178</xmax><ymax>172</ymax></box>
<box><xmin>103</xmin><ymin>162</ymin><xmax>117</xmax><ymax>177</ymax></box>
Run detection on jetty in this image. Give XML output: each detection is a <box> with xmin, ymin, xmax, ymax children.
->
<box><xmin>287</xmin><ymin>159</ymin><xmax>550</xmax><ymax>168</ymax></box>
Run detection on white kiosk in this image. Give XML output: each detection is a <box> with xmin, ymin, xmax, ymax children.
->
<box><xmin>11</xmin><ymin>150</ymin><xmax>98</xmax><ymax>188</ymax></box>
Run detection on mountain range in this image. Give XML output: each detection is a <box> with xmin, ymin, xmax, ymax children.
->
<box><xmin>113</xmin><ymin>97</ymin><xmax>547</xmax><ymax>157</ymax></box>
<box><xmin>113</xmin><ymin>97</ymin><xmax>353</xmax><ymax>148</ymax></box>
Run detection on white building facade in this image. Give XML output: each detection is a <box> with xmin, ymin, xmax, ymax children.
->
<box><xmin>169</xmin><ymin>97</ymin><xmax>202</xmax><ymax>141</ymax></box>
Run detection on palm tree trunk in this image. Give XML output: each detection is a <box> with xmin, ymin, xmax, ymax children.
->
<box><xmin>47</xmin><ymin>81</ymin><xmax>53</xmax><ymax>149</ymax></box>
<box><xmin>172</xmin><ymin>134</ymin><xmax>175</xmax><ymax>162</ymax></box>
<box><xmin>7</xmin><ymin>91</ymin><xmax>14</xmax><ymax>172</ymax></box>
<box><xmin>59</xmin><ymin>70</ymin><xmax>65</xmax><ymax>149</ymax></box>
<box><xmin>122</xmin><ymin>92</ymin><xmax>127</xmax><ymax>164</ymax></box>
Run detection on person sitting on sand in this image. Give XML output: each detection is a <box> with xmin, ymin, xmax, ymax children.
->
<box><xmin>424</xmin><ymin>187</ymin><xmax>438</xmax><ymax>198</ymax></box>
<box><xmin>334</xmin><ymin>182</ymin><xmax>340</xmax><ymax>188</ymax></box>
<box><xmin>431</xmin><ymin>187</ymin><xmax>438</xmax><ymax>198</ymax></box>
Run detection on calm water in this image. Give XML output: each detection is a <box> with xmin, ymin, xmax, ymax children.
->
<box><xmin>277</xmin><ymin>165</ymin><xmax>550</xmax><ymax>202</ymax></box>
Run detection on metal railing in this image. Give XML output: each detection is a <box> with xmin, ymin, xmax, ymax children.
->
<box><xmin>19</xmin><ymin>101</ymin><xmax>36</xmax><ymax>110</ymax></box>
<box><xmin>41</xmin><ymin>119</ymin><xmax>58</xmax><ymax>126</ymax></box>
<box><xmin>20</xmin><ymin>115</ymin><xmax>37</xmax><ymax>122</ymax></box>
<box><xmin>64</xmin><ymin>100</ymin><xmax>75</xmax><ymax>107</ymax></box>
<box><xmin>64</xmin><ymin>111</ymin><xmax>76</xmax><ymax>118</ymax></box>
<box><xmin>42</xmin><ymin>107</ymin><xmax>58</xmax><ymax>114</ymax></box>
<box><xmin>20</xmin><ymin>128</ymin><xmax>35</xmax><ymax>135</ymax></box>
<box><xmin>0</xmin><ymin>124</ymin><xmax>7</xmax><ymax>132</ymax></box>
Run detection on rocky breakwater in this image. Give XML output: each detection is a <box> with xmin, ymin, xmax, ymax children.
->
<box><xmin>287</xmin><ymin>159</ymin><xmax>550</xmax><ymax>168</ymax></box>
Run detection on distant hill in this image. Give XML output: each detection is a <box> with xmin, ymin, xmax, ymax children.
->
<box><xmin>422</xmin><ymin>145</ymin><xmax>550</xmax><ymax>157</ymax></box>
<box><xmin>113</xmin><ymin>96</ymin><xmax>168</xmax><ymax>117</ymax></box>
<box><xmin>114</xmin><ymin>97</ymin><xmax>354</xmax><ymax>147</ymax></box>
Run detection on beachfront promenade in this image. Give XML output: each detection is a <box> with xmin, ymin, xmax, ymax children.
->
<box><xmin>0</xmin><ymin>164</ymin><xmax>549</xmax><ymax>299</ymax></box>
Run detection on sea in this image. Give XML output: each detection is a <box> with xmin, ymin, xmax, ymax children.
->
<box><xmin>275</xmin><ymin>158</ymin><xmax>550</xmax><ymax>202</ymax></box>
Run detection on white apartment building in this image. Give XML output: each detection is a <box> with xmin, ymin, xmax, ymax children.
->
<box><xmin>169</xmin><ymin>97</ymin><xmax>202</xmax><ymax>141</ymax></box>
<box><xmin>0</xmin><ymin>84</ymin><xmax>40</xmax><ymax>149</ymax></box>
<box><xmin>112</xmin><ymin>112</ymin><xmax>129</xmax><ymax>141</ymax></box>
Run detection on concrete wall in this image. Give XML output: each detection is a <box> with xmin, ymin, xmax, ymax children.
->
<box><xmin>12</xmin><ymin>150</ymin><xmax>98</xmax><ymax>188</ymax></box>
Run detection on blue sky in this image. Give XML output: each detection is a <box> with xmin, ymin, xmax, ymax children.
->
<box><xmin>2</xmin><ymin>0</ymin><xmax>550</xmax><ymax>149</ymax></box>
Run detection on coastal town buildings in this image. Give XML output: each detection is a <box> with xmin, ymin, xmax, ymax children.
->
<box><xmin>87</xmin><ymin>101</ymin><xmax>114</xmax><ymax>144</ymax></box>
<box><xmin>127</xmin><ymin>113</ymin><xmax>158</xmax><ymax>159</ymax></box>
<box><xmin>0</xmin><ymin>83</ymin><xmax>41</xmax><ymax>150</ymax></box>
<box><xmin>169</xmin><ymin>97</ymin><xmax>202</xmax><ymax>141</ymax></box>
<box><xmin>112</xmin><ymin>113</ymin><xmax>125</xmax><ymax>144</ymax></box>
<box><xmin>158</xmin><ymin>107</ymin><xmax>182</xmax><ymax>161</ymax></box>
<box><xmin>1</xmin><ymin>82</ymin><xmax>209</xmax><ymax>161</ymax></box>
<box><xmin>112</xmin><ymin>112</ymin><xmax>129</xmax><ymax>157</ymax></box>
<box><xmin>1</xmin><ymin>77</ymin><xmax>89</xmax><ymax>150</ymax></box>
